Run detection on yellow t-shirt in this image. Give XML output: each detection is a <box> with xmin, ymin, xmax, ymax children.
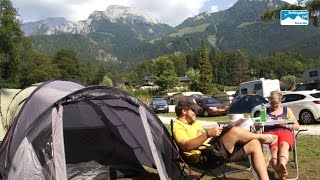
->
<box><xmin>173</xmin><ymin>120</ymin><xmax>210</xmax><ymax>163</ymax></box>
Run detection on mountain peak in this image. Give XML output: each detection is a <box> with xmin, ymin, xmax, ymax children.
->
<box><xmin>89</xmin><ymin>5</ymin><xmax>160</xmax><ymax>24</ymax></box>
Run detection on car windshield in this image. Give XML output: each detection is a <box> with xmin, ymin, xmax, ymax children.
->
<box><xmin>152</xmin><ymin>100</ymin><xmax>167</xmax><ymax>105</ymax></box>
<box><xmin>202</xmin><ymin>98</ymin><xmax>220</xmax><ymax>104</ymax></box>
<box><xmin>310</xmin><ymin>93</ymin><xmax>320</xmax><ymax>98</ymax></box>
<box><xmin>294</xmin><ymin>84</ymin><xmax>306</xmax><ymax>91</ymax></box>
<box><xmin>153</xmin><ymin>96</ymin><xmax>165</xmax><ymax>100</ymax></box>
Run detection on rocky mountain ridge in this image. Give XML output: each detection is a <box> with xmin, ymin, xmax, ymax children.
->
<box><xmin>22</xmin><ymin>5</ymin><xmax>172</xmax><ymax>38</ymax></box>
<box><xmin>24</xmin><ymin>0</ymin><xmax>320</xmax><ymax>65</ymax></box>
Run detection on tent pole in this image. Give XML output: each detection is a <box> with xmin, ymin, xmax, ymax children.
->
<box><xmin>139</xmin><ymin>106</ymin><xmax>169</xmax><ymax>180</ymax></box>
<box><xmin>52</xmin><ymin>105</ymin><xmax>67</xmax><ymax>179</ymax></box>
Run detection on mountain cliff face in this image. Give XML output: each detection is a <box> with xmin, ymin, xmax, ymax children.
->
<box><xmin>22</xmin><ymin>5</ymin><xmax>174</xmax><ymax>63</ymax></box>
<box><xmin>23</xmin><ymin>5</ymin><xmax>173</xmax><ymax>40</ymax></box>
<box><xmin>176</xmin><ymin>0</ymin><xmax>285</xmax><ymax>29</ymax></box>
<box><xmin>22</xmin><ymin>17</ymin><xmax>75</xmax><ymax>36</ymax></box>
<box><xmin>24</xmin><ymin>0</ymin><xmax>320</xmax><ymax>64</ymax></box>
<box><xmin>163</xmin><ymin>0</ymin><xmax>320</xmax><ymax>58</ymax></box>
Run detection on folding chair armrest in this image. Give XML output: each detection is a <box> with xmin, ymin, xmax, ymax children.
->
<box><xmin>295</xmin><ymin>129</ymin><xmax>308</xmax><ymax>138</ymax></box>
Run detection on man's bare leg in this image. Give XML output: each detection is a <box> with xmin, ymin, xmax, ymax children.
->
<box><xmin>243</xmin><ymin>139</ymin><xmax>270</xmax><ymax>180</ymax></box>
<box><xmin>220</xmin><ymin>127</ymin><xmax>276</xmax><ymax>180</ymax></box>
<box><xmin>221</xmin><ymin>127</ymin><xmax>277</xmax><ymax>149</ymax></box>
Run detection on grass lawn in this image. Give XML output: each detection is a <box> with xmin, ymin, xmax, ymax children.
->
<box><xmin>161</xmin><ymin>114</ymin><xmax>320</xmax><ymax>179</ymax></box>
<box><xmin>295</xmin><ymin>135</ymin><xmax>320</xmax><ymax>179</ymax></box>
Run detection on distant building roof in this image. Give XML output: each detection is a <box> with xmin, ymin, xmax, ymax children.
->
<box><xmin>144</xmin><ymin>76</ymin><xmax>155</xmax><ymax>81</ymax></box>
<box><xmin>178</xmin><ymin>76</ymin><xmax>190</xmax><ymax>82</ymax></box>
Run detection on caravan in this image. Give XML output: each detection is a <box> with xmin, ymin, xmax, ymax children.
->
<box><xmin>301</xmin><ymin>67</ymin><xmax>320</xmax><ymax>82</ymax></box>
<box><xmin>234</xmin><ymin>78</ymin><xmax>280</xmax><ymax>99</ymax></box>
<box><xmin>212</xmin><ymin>91</ymin><xmax>235</xmax><ymax>105</ymax></box>
<box><xmin>294</xmin><ymin>67</ymin><xmax>320</xmax><ymax>91</ymax></box>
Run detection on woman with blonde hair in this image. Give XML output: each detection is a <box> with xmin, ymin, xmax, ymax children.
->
<box><xmin>263</xmin><ymin>90</ymin><xmax>300</xmax><ymax>179</ymax></box>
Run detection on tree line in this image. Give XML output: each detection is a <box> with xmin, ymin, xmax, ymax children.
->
<box><xmin>126</xmin><ymin>42</ymin><xmax>320</xmax><ymax>95</ymax></box>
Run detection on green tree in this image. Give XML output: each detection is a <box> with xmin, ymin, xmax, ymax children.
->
<box><xmin>234</xmin><ymin>49</ymin><xmax>250</xmax><ymax>85</ymax></box>
<box><xmin>209</xmin><ymin>48</ymin><xmax>218</xmax><ymax>84</ymax></box>
<box><xmin>186</xmin><ymin>53</ymin><xmax>200</xmax><ymax>70</ymax></box>
<box><xmin>169</xmin><ymin>53</ymin><xmax>187</xmax><ymax>77</ymax></box>
<box><xmin>281</xmin><ymin>75</ymin><xmax>299</xmax><ymax>90</ymax></box>
<box><xmin>211</xmin><ymin>51</ymin><xmax>237</xmax><ymax>86</ymax></box>
<box><xmin>0</xmin><ymin>0</ymin><xmax>24</xmax><ymax>87</ymax></box>
<box><xmin>185</xmin><ymin>68</ymin><xmax>200</xmax><ymax>91</ymax></box>
<box><xmin>82</xmin><ymin>62</ymin><xmax>108</xmax><ymax>85</ymax></box>
<box><xmin>198</xmin><ymin>41</ymin><xmax>213</xmax><ymax>94</ymax></box>
<box><xmin>153</xmin><ymin>55</ymin><xmax>178</xmax><ymax>91</ymax></box>
<box><xmin>121</xmin><ymin>71</ymin><xmax>139</xmax><ymax>87</ymax></box>
<box><xmin>263</xmin><ymin>52</ymin><xmax>305</xmax><ymax>79</ymax></box>
<box><xmin>134</xmin><ymin>60</ymin><xmax>155</xmax><ymax>84</ymax></box>
<box><xmin>53</xmin><ymin>49</ymin><xmax>82</xmax><ymax>80</ymax></box>
<box><xmin>20</xmin><ymin>50</ymin><xmax>60</xmax><ymax>88</ymax></box>
<box><xmin>100</xmin><ymin>74</ymin><xmax>113</xmax><ymax>87</ymax></box>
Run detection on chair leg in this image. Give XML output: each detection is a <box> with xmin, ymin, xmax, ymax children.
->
<box><xmin>179</xmin><ymin>164</ymin><xmax>186</xmax><ymax>180</ymax></box>
<box><xmin>198</xmin><ymin>170</ymin><xmax>222</xmax><ymax>180</ymax></box>
<box><xmin>286</xmin><ymin>130</ymin><xmax>304</xmax><ymax>180</ymax></box>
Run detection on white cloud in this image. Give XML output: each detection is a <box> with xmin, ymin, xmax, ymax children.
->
<box><xmin>12</xmin><ymin>0</ymin><xmax>212</xmax><ymax>26</ymax></box>
<box><xmin>132</xmin><ymin>0</ymin><xmax>209</xmax><ymax>26</ymax></box>
<box><xmin>282</xmin><ymin>0</ymin><xmax>299</xmax><ymax>5</ymax></box>
<box><xmin>210</xmin><ymin>5</ymin><xmax>219</xmax><ymax>13</ymax></box>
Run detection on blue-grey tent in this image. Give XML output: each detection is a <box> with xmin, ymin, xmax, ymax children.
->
<box><xmin>0</xmin><ymin>80</ymin><xmax>187</xmax><ymax>180</ymax></box>
<box><xmin>229</xmin><ymin>94</ymin><xmax>268</xmax><ymax>114</ymax></box>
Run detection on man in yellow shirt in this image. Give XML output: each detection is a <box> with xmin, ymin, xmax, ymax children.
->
<box><xmin>173</xmin><ymin>96</ymin><xmax>277</xmax><ymax>180</ymax></box>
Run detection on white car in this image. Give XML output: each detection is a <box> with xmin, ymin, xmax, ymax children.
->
<box><xmin>251</xmin><ymin>90</ymin><xmax>320</xmax><ymax>124</ymax></box>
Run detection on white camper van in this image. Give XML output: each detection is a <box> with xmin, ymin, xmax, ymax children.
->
<box><xmin>294</xmin><ymin>67</ymin><xmax>320</xmax><ymax>91</ymax></box>
<box><xmin>302</xmin><ymin>67</ymin><xmax>320</xmax><ymax>82</ymax></box>
<box><xmin>212</xmin><ymin>91</ymin><xmax>235</xmax><ymax>105</ymax></box>
<box><xmin>234</xmin><ymin>78</ymin><xmax>280</xmax><ymax>99</ymax></box>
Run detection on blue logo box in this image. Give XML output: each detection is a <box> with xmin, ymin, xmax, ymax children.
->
<box><xmin>280</xmin><ymin>10</ymin><xmax>309</xmax><ymax>25</ymax></box>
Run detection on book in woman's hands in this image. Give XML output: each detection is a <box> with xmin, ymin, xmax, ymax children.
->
<box><xmin>227</xmin><ymin>118</ymin><xmax>254</xmax><ymax>128</ymax></box>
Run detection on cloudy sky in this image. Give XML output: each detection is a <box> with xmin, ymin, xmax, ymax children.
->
<box><xmin>11</xmin><ymin>0</ymin><xmax>296</xmax><ymax>27</ymax></box>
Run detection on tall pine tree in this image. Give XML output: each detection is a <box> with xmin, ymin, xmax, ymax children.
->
<box><xmin>234</xmin><ymin>49</ymin><xmax>249</xmax><ymax>85</ymax></box>
<box><xmin>198</xmin><ymin>41</ymin><xmax>213</xmax><ymax>94</ymax></box>
<box><xmin>0</xmin><ymin>0</ymin><xmax>23</xmax><ymax>87</ymax></box>
<box><xmin>53</xmin><ymin>49</ymin><xmax>82</xmax><ymax>80</ymax></box>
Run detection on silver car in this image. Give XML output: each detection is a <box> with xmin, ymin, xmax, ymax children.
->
<box><xmin>251</xmin><ymin>90</ymin><xmax>320</xmax><ymax>124</ymax></box>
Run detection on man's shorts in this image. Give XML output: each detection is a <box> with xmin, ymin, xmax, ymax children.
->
<box><xmin>198</xmin><ymin>127</ymin><xmax>247</xmax><ymax>166</ymax></box>
<box><xmin>263</xmin><ymin>129</ymin><xmax>294</xmax><ymax>150</ymax></box>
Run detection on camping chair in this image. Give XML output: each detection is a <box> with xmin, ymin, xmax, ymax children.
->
<box><xmin>285</xmin><ymin>129</ymin><xmax>307</xmax><ymax>180</ymax></box>
<box><xmin>251</xmin><ymin>121</ymin><xmax>307</xmax><ymax>180</ymax></box>
<box><xmin>170</xmin><ymin>119</ymin><xmax>229</xmax><ymax>180</ymax></box>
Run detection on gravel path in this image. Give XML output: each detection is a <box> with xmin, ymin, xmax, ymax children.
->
<box><xmin>158</xmin><ymin>116</ymin><xmax>320</xmax><ymax>135</ymax></box>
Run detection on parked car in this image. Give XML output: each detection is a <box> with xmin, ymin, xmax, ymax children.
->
<box><xmin>251</xmin><ymin>91</ymin><xmax>320</xmax><ymax>124</ymax></box>
<box><xmin>294</xmin><ymin>81</ymin><xmax>320</xmax><ymax>91</ymax></box>
<box><xmin>194</xmin><ymin>97</ymin><xmax>228</xmax><ymax>117</ymax></box>
<box><xmin>149</xmin><ymin>99</ymin><xmax>169</xmax><ymax>113</ymax></box>
<box><xmin>152</xmin><ymin>95</ymin><xmax>166</xmax><ymax>101</ymax></box>
<box><xmin>229</xmin><ymin>94</ymin><xmax>268</xmax><ymax>114</ymax></box>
